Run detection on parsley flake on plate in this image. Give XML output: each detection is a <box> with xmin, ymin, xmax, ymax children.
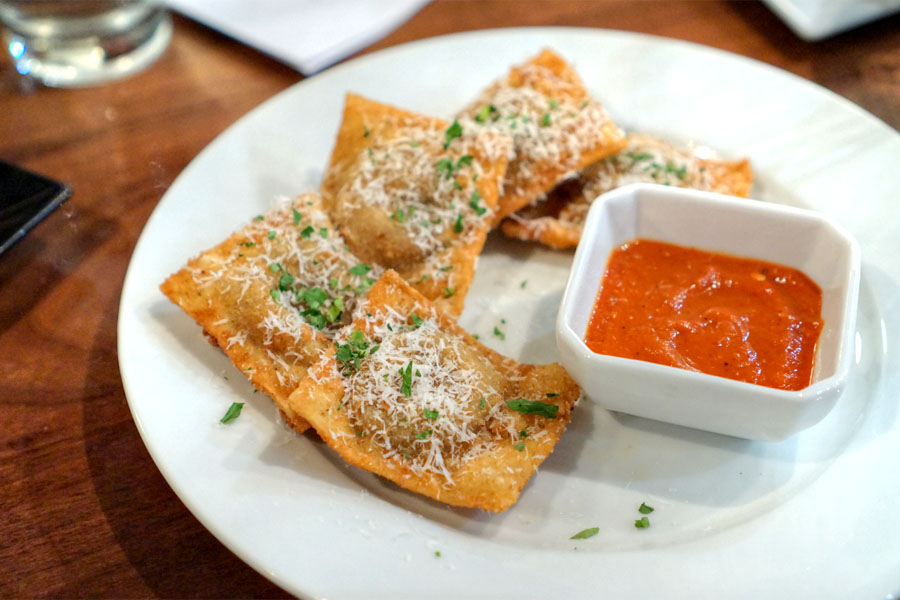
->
<box><xmin>220</xmin><ymin>402</ymin><xmax>244</xmax><ymax>424</ymax></box>
<box><xmin>570</xmin><ymin>527</ymin><xmax>599</xmax><ymax>540</ymax></box>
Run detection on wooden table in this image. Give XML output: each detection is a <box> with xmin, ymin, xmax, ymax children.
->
<box><xmin>2</xmin><ymin>2</ymin><xmax>898</xmax><ymax>597</ymax></box>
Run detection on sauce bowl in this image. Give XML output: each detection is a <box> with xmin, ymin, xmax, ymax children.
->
<box><xmin>556</xmin><ymin>183</ymin><xmax>860</xmax><ymax>441</ymax></box>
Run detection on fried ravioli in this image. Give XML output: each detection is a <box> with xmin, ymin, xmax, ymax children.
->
<box><xmin>456</xmin><ymin>48</ymin><xmax>627</xmax><ymax>226</ymax></box>
<box><xmin>502</xmin><ymin>133</ymin><xmax>754</xmax><ymax>249</ymax></box>
<box><xmin>320</xmin><ymin>93</ymin><xmax>512</xmax><ymax>316</ymax></box>
<box><xmin>287</xmin><ymin>270</ymin><xmax>580</xmax><ymax>512</ymax></box>
<box><xmin>160</xmin><ymin>192</ymin><xmax>381</xmax><ymax>433</ymax></box>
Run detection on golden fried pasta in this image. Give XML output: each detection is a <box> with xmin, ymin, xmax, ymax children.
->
<box><xmin>160</xmin><ymin>192</ymin><xmax>381</xmax><ymax>434</ymax></box>
<box><xmin>502</xmin><ymin>132</ymin><xmax>754</xmax><ymax>249</ymax></box>
<box><xmin>320</xmin><ymin>93</ymin><xmax>512</xmax><ymax>317</ymax></box>
<box><xmin>288</xmin><ymin>270</ymin><xmax>580</xmax><ymax>512</ymax></box>
<box><xmin>456</xmin><ymin>48</ymin><xmax>627</xmax><ymax>226</ymax></box>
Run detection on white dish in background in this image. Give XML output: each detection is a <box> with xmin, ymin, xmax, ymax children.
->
<box><xmin>762</xmin><ymin>0</ymin><xmax>900</xmax><ymax>40</ymax></box>
<box><xmin>557</xmin><ymin>183</ymin><xmax>860</xmax><ymax>441</ymax></box>
<box><xmin>118</xmin><ymin>28</ymin><xmax>900</xmax><ymax>600</ymax></box>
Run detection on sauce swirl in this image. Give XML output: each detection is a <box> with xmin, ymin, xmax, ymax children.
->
<box><xmin>585</xmin><ymin>239</ymin><xmax>823</xmax><ymax>391</ymax></box>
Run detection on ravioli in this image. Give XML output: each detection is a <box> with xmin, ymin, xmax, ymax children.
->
<box><xmin>320</xmin><ymin>93</ymin><xmax>512</xmax><ymax>316</ymax></box>
<box><xmin>160</xmin><ymin>192</ymin><xmax>380</xmax><ymax>434</ymax></box>
<box><xmin>501</xmin><ymin>133</ymin><xmax>754</xmax><ymax>249</ymax></box>
<box><xmin>288</xmin><ymin>270</ymin><xmax>580</xmax><ymax>512</ymax></box>
<box><xmin>456</xmin><ymin>48</ymin><xmax>627</xmax><ymax>226</ymax></box>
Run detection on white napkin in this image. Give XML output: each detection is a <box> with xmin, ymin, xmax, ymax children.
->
<box><xmin>166</xmin><ymin>0</ymin><xmax>431</xmax><ymax>74</ymax></box>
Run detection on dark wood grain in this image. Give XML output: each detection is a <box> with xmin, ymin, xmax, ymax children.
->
<box><xmin>1</xmin><ymin>2</ymin><xmax>897</xmax><ymax>598</ymax></box>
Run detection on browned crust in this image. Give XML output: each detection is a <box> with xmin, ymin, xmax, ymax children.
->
<box><xmin>288</xmin><ymin>271</ymin><xmax>580</xmax><ymax>512</ymax></box>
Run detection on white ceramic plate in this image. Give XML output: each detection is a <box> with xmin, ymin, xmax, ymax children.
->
<box><xmin>118</xmin><ymin>28</ymin><xmax>900</xmax><ymax>600</ymax></box>
<box><xmin>762</xmin><ymin>0</ymin><xmax>900</xmax><ymax>40</ymax></box>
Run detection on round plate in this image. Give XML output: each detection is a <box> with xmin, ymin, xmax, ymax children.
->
<box><xmin>118</xmin><ymin>27</ymin><xmax>900</xmax><ymax>599</ymax></box>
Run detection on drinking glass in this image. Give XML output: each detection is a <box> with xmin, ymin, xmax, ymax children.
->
<box><xmin>0</xmin><ymin>0</ymin><xmax>171</xmax><ymax>87</ymax></box>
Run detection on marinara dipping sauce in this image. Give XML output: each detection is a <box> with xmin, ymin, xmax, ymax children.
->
<box><xmin>585</xmin><ymin>239</ymin><xmax>824</xmax><ymax>391</ymax></box>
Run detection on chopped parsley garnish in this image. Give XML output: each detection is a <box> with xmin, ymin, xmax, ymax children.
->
<box><xmin>571</xmin><ymin>527</ymin><xmax>599</xmax><ymax>540</ymax></box>
<box><xmin>292</xmin><ymin>208</ymin><xmax>302</xmax><ymax>225</ymax></box>
<box><xmin>479</xmin><ymin>397</ymin><xmax>486</xmax><ymax>409</ymax></box>
<box><xmin>634</xmin><ymin>516</ymin><xmax>650</xmax><ymax>529</ymax></box>
<box><xmin>627</xmin><ymin>151</ymin><xmax>654</xmax><ymax>162</ymax></box>
<box><xmin>300</xmin><ymin>225</ymin><xmax>315</xmax><ymax>238</ymax></box>
<box><xmin>548</xmin><ymin>98</ymin><xmax>559</xmax><ymax>110</ymax></box>
<box><xmin>303</xmin><ymin>287</ymin><xmax>329</xmax><ymax>309</ymax></box>
<box><xmin>328</xmin><ymin>278</ymin><xmax>339</xmax><ymax>290</ymax></box>
<box><xmin>335</xmin><ymin>330</ymin><xmax>378</xmax><ymax>375</ymax></box>
<box><xmin>349</xmin><ymin>263</ymin><xmax>372</xmax><ymax>276</ymax></box>
<box><xmin>514</xmin><ymin>442</ymin><xmax>525</xmax><ymax>452</ymax></box>
<box><xmin>520</xmin><ymin>280</ymin><xmax>527</xmax><ymax>288</ymax></box>
<box><xmin>239</xmin><ymin>240</ymin><xmax>256</xmax><ymax>247</ymax></box>
<box><xmin>443</xmin><ymin>120</ymin><xmax>463</xmax><ymax>149</ymax></box>
<box><xmin>320</xmin><ymin>227</ymin><xmax>328</xmax><ymax>238</ymax></box>
<box><xmin>456</xmin><ymin>154</ymin><xmax>473</xmax><ymax>169</ymax></box>
<box><xmin>434</xmin><ymin>551</ymin><xmax>441</xmax><ymax>558</ymax></box>
<box><xmin>399</xmin><ymin>360</ymin><xmax>414</xmax><ymax>397</ymax></box>
<box><xmin>541</xmin><ymin>113</ymin><xmax>551</xmax><ymax>127</ymax></box>
<box><xmin>415</xmin><ymin>429</ymin><xmax>433</xmax><ymax>440</ymax></box>
<box><xmin>469</xmin><ymin>190</ymin><xmax>486</xmax><ymax>215</ymax></box>
<box><xmin>220</xmin><ymin>402</ymin><xmax>244</xmax><ymax>424</ymax></box>
<box><xmin>474</xmin><ymin>104</ymin><xmax>499</xmax><ymax>123</ymax></box>
<box><xmin>639</xmin><ymin>502</ymin><xmax>655</xmax><ymax>514</ymax></box>
<box><xmin>363</xmin><ymin>125</ymin><xmax>370</xmax><ymax>137</ymax></box>
<box><xmin>518</xmin><ymin>428</ymin><xmax>528</xmax><ymax>438</ymax></box>
<box><xmin>391</xmin><ymin>207</ymin><xmax>407</xmax><ymax>222</ymax></box>
<box><xmin>435</xmin><ymin>157</ymin><xmax>454</xmax><ymax>179</ymax></box>
<box><xmin>439</xmin><ymin>265</ymin><xmax>453</xmax><ymax>272</ymax></box>
<box><xmin>424</xmin><ymin>408</ymin><xmax>439</xmax><ymax>420</ymax></box>
<box><xmin>409</xmin><ymin>313</ymin><xmax>424</xmax><ymax>329</ymax></box>
<box><xmin>354</xmin><ymin>277</ymin><xmax>375</xmax><ymax>294</ymax></box>
<box><xmin>268</xmin><ymin>230</ymin><xmax>277</xmax><ymax>240</ymax></box>
<box><xmin>546</xmin><ymin>392</ymin><xmax>560</xmax><ymax>398</ymax></box>
<box><xmin>505</xmin><ymin>398</ymin><xmax>559</xmax><ymax>418</ymax></box>
<box><xmin>270</xmin><ymin>289</ymin><xmax>281</xmax><ymax>303</ymax></box>
<box><xmin>454</xmin><ymin>213</ymin><xmax>463</xmax><ymax>233</ymax></box>
<box><xmin>253</xmin><ymin>215</ymin><xmax>264</xmax><ymax>221</ymax></box>
<box><xmin>493</xmin><ymin>326</ymin><xmax>505</xmax><ymax>340</ymax></box>
<box><xmin>444</xmin><ymin>287</ymin><xmax>455</xmax><ymax>298</ymax></box>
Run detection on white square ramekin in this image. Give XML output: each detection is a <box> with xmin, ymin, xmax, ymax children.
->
<box><xmin>556</xmin><ymin>183</ymin><xmax>861</xmax><ymax>441</ymax></box>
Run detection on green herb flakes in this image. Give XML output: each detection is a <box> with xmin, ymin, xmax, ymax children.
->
<box><xmin>349</xmin><ymin>263</ymin><xmax>371</xmax><ymax>276</ymax></box>
<box><xmin>639</xmin><ymin>502</ymin><xmax>655</xmax><ymax>515</ymax></box>
<box><xmin>335</xmin><ymin>330</ymin><xmax>377</xmax><ymax>375</ymax></box>
<box><xmin>220</xmin><ymin>402</ymin><xmax>244</xmax><ymax>424</ymax></box>
<box><xmin>424</xmin><ymin>408</ymin><xmax>439</xmax><ymax>420</ymax></box>
<box><xmin>570</xmin><ymin>527</ymin><xmax>599</xmax><ymax>540</ymax></box>
<box><xmin>493</xmin><ymin>326</ymin><xmax>505</xmax><ymax>340</ymax></box>
<box><xmin>505</xmin><ymin>398</ymin><xmax>559</xmax><ymax>418</ymax></box>
<box><xmin>469</xmin><ymin>190</ymin><xmax>486</xmax><ymax>215</ymax></box>
<box><xmin>514</xmin><ymin>442</ymin><xmax>525</xmax><ymax>452</ymax></box>
<box><xmin>443</xmin><ymin>120</ymin><xmax>463</xmax><ymax>149</ymax></box>
<box><xmin>300</xmin><ymin>225</ymin><xmax>315</xmax><ymax>238</ymax></box>
<box><xmin>292</xmin><ymin>208</ymin><xmax>302</xmax><ymax>225</ymax></box>
<box><xmin>634</xmin><ymin>516</ymin><xmax>650</xmax><ymax>529</ymax></box>
<box><xmin>399</xmin><ymin>360</ymin><xmax>414</xmax><ymax>397</ymax></box>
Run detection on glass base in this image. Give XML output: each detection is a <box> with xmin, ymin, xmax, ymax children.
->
<box><xmin>1</xmin><ymin>6</ymin><xmax>171</xmax><ymax>88</ymax></box>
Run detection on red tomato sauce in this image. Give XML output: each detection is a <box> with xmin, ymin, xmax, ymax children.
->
<box><xmin>585</xmin><ymin>239</ymin><xmax>823</xmax><ymax>391</ymax></box>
